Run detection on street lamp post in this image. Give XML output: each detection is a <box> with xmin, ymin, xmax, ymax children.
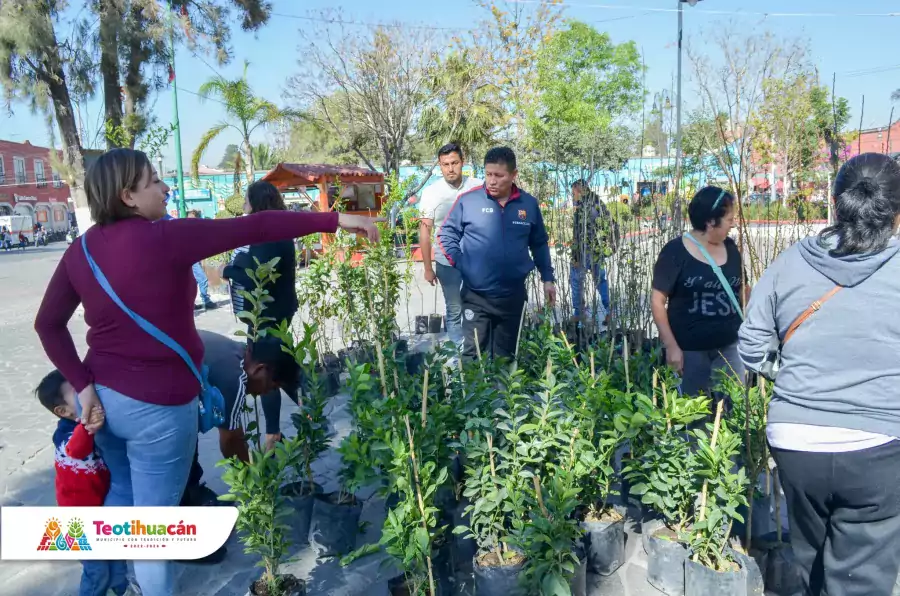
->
<box><xmin>674</xmin><ymin>0</ymin><xmax>701</xmax><ymax>224</ymax></box>
<box><xmin>169</xmin><ymin>1</ymin><xmax>187</xmax><ymax>218</ymax></box>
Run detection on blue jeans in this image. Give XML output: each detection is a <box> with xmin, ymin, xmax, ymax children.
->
<box><xmin>80</xmin><ymin>386</ymin><xmax>199</xmax><ymax>596</ymax></box>
<box><xmin>80</xmin><ymin>560</ymin><xmax>128</xmax><ymax>596</ymax></box>
<box><xmin>192</xmin><ymin>262</ymin><xmax>211</xmax><ymax>303</ymax></box>
<box><xmin>570</xmin><ymin>262</ymin><xmax>610</xmax><ymax>318</ymax></box>
<box><xmin>435</xmin><ymin>263</ymin><xmax>464</xmax><ymax>347</ymax></box>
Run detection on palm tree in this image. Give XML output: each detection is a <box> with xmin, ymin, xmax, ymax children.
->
<box><xmin>419</xmin><ymin>50</ymin><xmax>506</xmax><ymax>169</ymax></box>
<box><xmin>251</xmin><ymin>143</ymin><xmax>281</xmax><ymax>172</ymax></box>
<box><xmin>191</xmin><ymin>62</ymin><xmax>300</xmax><ymax>183</ymax></box>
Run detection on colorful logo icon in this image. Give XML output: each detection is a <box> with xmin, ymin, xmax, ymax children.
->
<box><xmin>37</xmin><ymin>517</ymin><xmax>91</xmax><ymax>552</ymax></box>
<box><xmin>518</xmin><ymin>209</ymin><xmax>527</xmax><ymax>220</ymax></box>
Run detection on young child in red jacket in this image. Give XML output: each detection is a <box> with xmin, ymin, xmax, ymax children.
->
<box><xmin>36</xmin><ymin>370</ymin><xmax>129</xmax><ymax>596</ymax></box>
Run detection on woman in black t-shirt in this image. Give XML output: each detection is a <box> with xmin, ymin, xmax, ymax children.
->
<box><xmin>651</xmin><ymin>187</ymin><xmax>745</xmax><ymax>396</ymax></box>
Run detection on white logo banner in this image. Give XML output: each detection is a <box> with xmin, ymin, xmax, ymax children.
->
<box><xmin>0</xmin><ymin>507</ymin><xmax>237</xmax><ymax>560</ymax></box>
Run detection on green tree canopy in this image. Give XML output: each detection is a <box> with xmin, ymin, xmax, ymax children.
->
<box><xmin>531</xmin><ymin>20</ymin><xmax>642</xmax><ymax>138</ymax></box>
<box><xmin>218</xmin><ymin>144</ymin><xmax>241</xmax><ymax>170</ymax></box>
<box><xmin>418</xmin><ymin>49</ymin><xmax>505</xmax><ymax>168</ymax></box>
<box><xmin>527</xmin><ymin>20</ymin><xmax>643</xmax><ymax>174</ymax></box>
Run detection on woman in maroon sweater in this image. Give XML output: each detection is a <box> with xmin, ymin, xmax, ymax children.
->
<box><xmin>34</xmin><ymin>149</ymin><xmax>379</xmax><ymax>596</ymax></box>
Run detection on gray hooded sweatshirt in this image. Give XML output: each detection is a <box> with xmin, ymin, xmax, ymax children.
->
<box><xmin>739</xmin><ymin>235</ymin><xmax>900</xmax><ymax>437</ymax></box>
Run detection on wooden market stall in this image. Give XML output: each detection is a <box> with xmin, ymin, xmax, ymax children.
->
<box><xmin>261</xmin><ymin>163</ymin><xmax>385</xmax><ymax>255</ymax></box>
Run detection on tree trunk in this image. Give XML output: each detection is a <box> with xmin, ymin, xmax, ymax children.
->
<box><xmin>243</xmin><ymin>138</ymin><xmax>255</xmax><ymax>184</ymax></box>
<box><xmin>35</xmin><ymin>22</ymin><xmax>90</xmax><ymax>232</ymax></box>
<box><xmin>123</xmin><ymin>3</ymin><xmax>150</xmax><ymax>148</ymax></box>
<box><xmin>99</xmin><ymin>0</ymin><xmax>123</xmax><ymax>148</ymax></box>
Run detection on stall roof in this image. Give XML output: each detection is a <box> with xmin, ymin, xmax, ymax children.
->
<box><xmin>261</xmin><ymin>163</ymin><xmax>384</xmax><ymax>188</ymax></box>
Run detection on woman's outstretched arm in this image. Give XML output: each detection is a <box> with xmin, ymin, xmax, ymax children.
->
<box><xmin>159</xmin><ymin>211</ymin><xmax>339</xmax><ymax>266</ymax></box>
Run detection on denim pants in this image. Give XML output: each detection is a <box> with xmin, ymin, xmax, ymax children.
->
<box><xmin>80</xmin><ymin>559</ymin><xmax>128</xmax><ymax>596</ymax></box>
<box><xmin>80</xmin><ymin>386</ymin><xmax>199</xmax><ymax>596</ymax></box>
<box><xmin>192</xmin><ymin>262</ymin><xmax>211</xmax><ymax>303</ymax></box>
<box><xmin>570</xmin><ymin>262</ymin><xmax>610</xmax><ymax>318</ymax></box>
<box><xmin>435</xmin><ymin>263</ymin><xmax>464</xmax><ymax>347</ymax></box>
<box><xmin>680</xmin><ymin>342</ymin><xmax>744</xmax><ymax>397</ymax></box>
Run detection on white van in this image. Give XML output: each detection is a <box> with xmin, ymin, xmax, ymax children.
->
<box><xmin>0</xmin><ymin>215</ymin><xmax>34</xmax><ymax>244</ymax></box>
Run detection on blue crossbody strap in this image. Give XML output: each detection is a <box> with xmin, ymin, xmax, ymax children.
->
<box><xmin>80</xmin><ymin>234</ymin><xmax>203</xmax><ymax>384</ymax></box>
<box><xmin>683</xmin><ymin>232</ymin><xmax>744</xmax><ymax>320</ymax></box>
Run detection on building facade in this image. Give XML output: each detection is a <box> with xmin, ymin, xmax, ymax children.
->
<box><xmin>0</xmin><ymin>139</ymin><xmax>71</xmax><ymax>230</ymax></box>
<box><xmin>847</xmin><ymin>121</ymin><xmax>900</xmax><ymax>158</ymax></box>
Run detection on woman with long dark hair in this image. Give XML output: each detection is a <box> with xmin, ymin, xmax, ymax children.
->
<box><xmin>651</xmin><ymin>186</ymin><xmax>745</xmax><ymax>396</ymax></box>
<box><xmin>223</xmin><ymin>180</ymin><xmax>298</xmax><ymax>449</ymax></box>
<box><xmin>740</xmin><ymin>153</ymin><xmax>900</xmax><ymax>596</ymax></box>
<box><xmin>33</xmin><ymin>149</ymin><xmax>379</xmax><ymax>596</ymax></box>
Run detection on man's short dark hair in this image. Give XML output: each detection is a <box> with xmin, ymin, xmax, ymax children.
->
<box><xmin>572</xmin><ymin>179</ymin><xmax>588</xmax><ymax>190</ymax></box>
<box><xmin>35</xmin><ymin>370</ymin><xmax>67</xmax><ymax>415</ymax></box>
<box><xmin>484</xmin><ymin>146</ymin><xmax>517</xmax><ymax>172</ymax></box>
<box><xmin>249</xmin><ymin>335</ymin><xmax>301</xmax><ymax>398</ymax></box>
<box><xmin>438</xmin><ymin>143</ymin><xmax>463</xmax><ymax>160</ymax></box>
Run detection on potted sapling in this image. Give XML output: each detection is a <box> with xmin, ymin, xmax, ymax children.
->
<box><xmin>512</xmin><ymin>474</ymin><xmax>586</xmax><ymax>596</ymax></box>
<box><xmin>270</xmin><ymin>323</ymin><xmax>360</xmax><ymax>559</ymax></box>
<box><xmin>219</xmin><ymin>438</ymin><xmax>305</xmax><ymax>596</ymax></box>
<box><xmin>719</xmin><ymin>373</ymin><xmax>771</xmax><ymax>548</ymax></box>
<box><xmin>341</xmin><ymin>413</ymin><xmax>450</xmax><ymax>596</ymax></box>
<box><xmin>510</xmin><ymin>359</ymin><xmax>588</xmax><ymax>595</ymax></box>
<box><xmin>452</xmin><ymin>367</ymin><xmax>533</xmax><ymax>594</ymax></box>
<box><xmin>382</xmin><ymin>415</ymin><xmax>450</xmax><ymax>596</ymax></box>
<box><xmin>622</xmin><ymin>376</ymin><xmax>709</xmax><ymax>596</ymax></box>
<box><xmin>454</xmin><ymin>430</ymin><xmax>529</xmax><ymax>596</ymax></box>
<box><xmin>683</xmin><ymin>401</ymin><xmax>750</xmax><ymax>596</ymax></box>
<box><xmin>561</xmin><ymin>351</ymin><xmax>627</xmax><ymax>576</ymax></box>
<box><xmin>270</xmin><ymin>322</ymin><xmax>332</xmax><ymax>547</ymax></box>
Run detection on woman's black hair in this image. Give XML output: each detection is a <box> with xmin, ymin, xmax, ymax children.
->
<box><xmin>688</xmin><ymin>186</ymin><xmax>735</xmax><ymax>231</ymax></box>
<box><xmin>821</xmin><ymin>153</ymin><xmax>900</xmax><ymax>256</ymax></box>
<box><xmin>246</xmin><ymin>180</ymin><xmax>286</xmax><ymax>213</ymax></box>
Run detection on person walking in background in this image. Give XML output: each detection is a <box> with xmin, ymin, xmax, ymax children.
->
<box><xmin>185</xmin><ymin>210</ymin><xmax>218</xmax><ymax>311</ymax></box>
<box><xmin>650</xmin><ymin>186</ymin><xmax>745</xmax><ymax>397</ymax></box>
<box><xmin>418</xmin><ymin>143</ymin><xmax>483</xmax><ymax>349</ymax></box>
<box><xmin>438</xmin><ymin>146</ymin><xmax>556</xmax><ymax>360</ymax></box>
<box><xmin>739</xmin><ymin>153</ymin><xmax>900</xmax><ymax>596</ymax></box>
<box><xmin>222</xmin><ymin>181</ymin><xmax>299</xmax><ymax>451</ymax></box>
<box><xmin>33</xmin><ymin>148</ymin><xmax>381</xmax><ymax>596</ymax></box>
<box><xmin>570</xmin><ymin>179</ymin><xmax>619</xmax><ymax>330</ymax></box>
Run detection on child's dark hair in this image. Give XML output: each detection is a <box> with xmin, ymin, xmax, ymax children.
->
<box><xmin>689</xmin><ymin>186</ymin><xmax>735</xmax><ymax>231</ymax></box>
<box><xmin>35</xmin><ymin>370</ymin><xmax>67</xmax><ymax>415</ymax></box>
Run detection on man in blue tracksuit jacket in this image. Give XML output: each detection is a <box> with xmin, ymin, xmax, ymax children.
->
<box><xmin>437</xmin><ymin>146</ymin><xmax>556</xmax><ymax>360</ymax></box>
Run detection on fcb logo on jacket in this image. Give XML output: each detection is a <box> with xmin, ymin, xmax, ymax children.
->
<box><xmin>518</xmin><ymin>209</ymin><xmax>527</xmax><ymax>220</ymax></box>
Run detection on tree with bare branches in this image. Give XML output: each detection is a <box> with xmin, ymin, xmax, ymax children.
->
<box><xmin>469</xmin><ymin>0</ymin><xmax>565</xmax><ymax>145</ymax></box>
<box><xmin>686</xmin><ymin>26</ymin><xmax>809</xmax><ymax>202</ymax></box>
<box><xmin>285</xmin><ymin>12</ymin><xmax>435</xmax><ymax>179</ymax></box>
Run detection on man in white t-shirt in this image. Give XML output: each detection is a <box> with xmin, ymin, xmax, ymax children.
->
<box><xmin>418</xmin><ymin>143</ymin><xmax>483</xmax><ymax>347</ymax></box>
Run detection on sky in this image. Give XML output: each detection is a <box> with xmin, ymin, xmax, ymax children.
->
<box><xmin>1</xmin><ymin>0</ymin><xmax>898</xmax><ymax>171</ymax></box>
